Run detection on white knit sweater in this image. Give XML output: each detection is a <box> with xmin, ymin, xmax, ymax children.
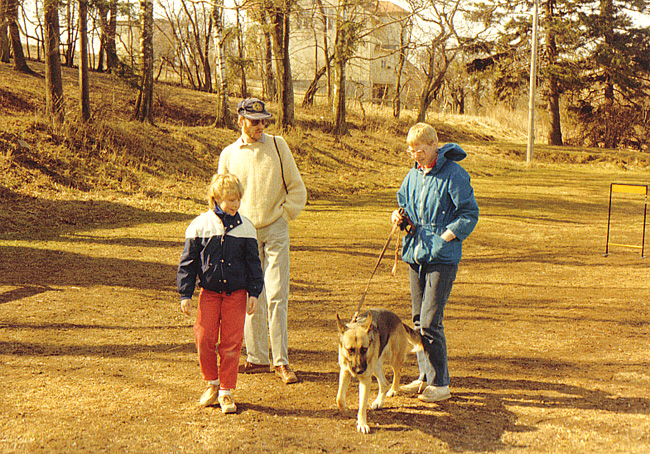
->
<box><xmin>218</xmin><ymin>133</ymin><xmax>307</xmax><ymax>229</ymax></box>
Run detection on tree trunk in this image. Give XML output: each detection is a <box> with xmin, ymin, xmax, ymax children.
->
<box><xmin>332</xmin><ymin>55</ymin><xmax>347</xmax><ymax>136</ymax></box>
<box><xmin>543</xmin><ymin>0</ymin><xmax>563</xmax><ymax>145</ymax></box>
<box><xmin>44</xmin><ymin>0</ymin><xmax>64</xmax><ymax>126</ymax></box>
<box><xmin>133</xmin><ymin>0</ymin><xmax>154</xmax><ymax>124</ymax></box>
<box><xmin>235</xmin><ymin>5</ymin><xmax>247</xmax><ymax>98</ymax></box>
<box><xmin>416</xmin><ymin>45</ymin><xmax>452</xmax><ymax>123</ymax></box>
<box><xmin>600</xmin><ymin>0</ymin><xmax>616</xmax><ymax>149</ymax></box>
<box><xmin>392</xmin><ymin>24</ymin><xmax>408</xmax><ymax>119</ymax></box>
<box><xmin>261</xmin><ymin>9</ymin><xmax>276</xmax><ymax>101</ymax></box>
<box><xmin>106</xmin><ymin>0</ymin><xmax>118</xmax><ymax>71</ymax></box>
<box><xmin>96</xmin><ymin>1</ymin><xmax>108</xmax><ymax>71</ymax></box>
<box><xmin>302</xmin><ymin>64</ymin><xmax>326</xmax><ymax>107</ymax></box>
<box><xmin>203</xmin><ymin>16</ymin><xmax>213</xmax><ymax>93</ymax></box>
<box><xmin>269</xmin><ymin>3</ymin><xmax>294</xmax><ymax>130</ymax></box>
<box><xmin>315</xmin><ymin>0</ymin><xmax>331</xmax><ymax>104</ymax></box>
<box><xmin>212</xmin><ymin>0</ymin><xmax>233</xmax><ymax>129</ymax></box>
<box><xmin>6</xmin><ymin>0</ymin><xmax>32</xmax><ymax>72</ymax></box>
<box><xmin>79</xmin><ymin>0</ymin><xmax>90</xmax><ymax>121</ymax></box>
<box><xmin>62</xmin><ymin>0</ymin><xmax>75</xmax><ymax>67</ymax></box>
<box><xmin>0</xmin><ymin>0</ymin><xmax>11</xmax><ymax>63</ymax></box>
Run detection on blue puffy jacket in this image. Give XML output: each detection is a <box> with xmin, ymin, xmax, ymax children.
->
<box><xmin>177</xmin><ymin>208</ymin><xmax>264</xmax><ymax>299</ymax></box>
<box><xmin>397</xmin><ymin>143</ymin><xmax>479</xmax><ymax>266</ymax></box>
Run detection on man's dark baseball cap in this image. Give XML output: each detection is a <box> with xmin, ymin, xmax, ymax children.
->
<box><xmin>237</xmin><ymin>98</ymin><xmax>273</xmax><ymax>120</ymax></box>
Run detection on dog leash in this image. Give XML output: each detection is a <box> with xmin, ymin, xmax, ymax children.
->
<box><xmin>351</xmin><ymin>220</ymin><xmax>401</xmax><ymax>323</ymax></box>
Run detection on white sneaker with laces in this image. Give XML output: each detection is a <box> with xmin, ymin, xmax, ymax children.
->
<box><xmin>198</xmin><ymin>385</ymin><xmax>219</xmax><ymax>407</ymax></box>
<box><xmin>400</xmin><ymin>379</ymin><xmax>427</xmax><ymax>395</ymax></box>
<box><xmin>218</xmin><ymin>393</ymin><xmax>237</xmax><ymax>414</ymax></box>
<box><xmin>418</xmin><ymin>385</ymin><xmax>451</xmax><ymax>403</ymax></box>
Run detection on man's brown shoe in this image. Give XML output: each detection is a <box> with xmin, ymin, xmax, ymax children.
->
<box><xmin>274</xmin><ymin>365</ymin><xmax>298</xmax><ymax>384</ymax></box>
<box><xmin>239</xmin><ymin>361</ymin><xmax>271</xmax><ymax>374</ymax></box>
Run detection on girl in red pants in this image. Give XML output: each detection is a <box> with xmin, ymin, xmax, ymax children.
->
<box><xmin>177</xmin><ymin>174</ymin><xmax>263</xmax><ymax>413</ymax></box>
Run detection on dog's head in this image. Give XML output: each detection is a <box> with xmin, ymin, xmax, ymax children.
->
<box><xmin>336</xmin><ymin>312</ymin><xmax>373</xmax><ymax>376</ymax></box>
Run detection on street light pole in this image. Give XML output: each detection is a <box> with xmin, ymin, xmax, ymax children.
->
<box><xmin>527</xmin><ymin>0</ymin><xmax>540</xmax><ymax>165</ymax></box>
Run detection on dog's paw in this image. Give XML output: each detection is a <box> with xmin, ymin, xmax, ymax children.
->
<box><xmin>386</xmin><ymin>389</ymin><xmax>398</xmax><ymax>398</ymax></box>
<box><xmin>356</xmin><ymin>421</ymin><xmax>371</xmax><ymax>434</ymax></box>
<box><xmin>370</xmin><ymin>398</ymin><xmax>383</xmax><ymax>410</ymax></box>
<box><xmin>336</xmin><ymin>401</ymin><xmax>349</xmax><ymax>412</ymax></box>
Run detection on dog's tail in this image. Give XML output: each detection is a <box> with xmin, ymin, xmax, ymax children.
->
<box><xmin>403</xmin><ymin>324</ymin><xmax>424</xmax><ymax>353</ymax></box>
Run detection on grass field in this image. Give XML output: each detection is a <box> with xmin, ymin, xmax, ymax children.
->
<box><xmin>1</xmin><ymin>61</ymin><xmax>650</xmax><ymax>453</ymax></box>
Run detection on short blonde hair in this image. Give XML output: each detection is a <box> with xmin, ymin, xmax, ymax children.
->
<box><xmin>407</xmin><ymin>123</ymin><xmax>438</xmax><ymax>147</ymax></box>
<box><xmin>207</xmin><ymin>174</ymin><xmax>244</xmax><ymax>210</ymax></box>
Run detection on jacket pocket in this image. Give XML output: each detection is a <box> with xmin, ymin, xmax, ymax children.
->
<box><xmin>410</xmin><ymin>228</ymin><xmax>454</xmax><ymax>264</ymax></box>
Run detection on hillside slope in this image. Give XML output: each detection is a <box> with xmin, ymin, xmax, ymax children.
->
<box><xmin>1</xmin><ymin>61</ymin><xmax>649</xmax><ymax>238</ymax></box>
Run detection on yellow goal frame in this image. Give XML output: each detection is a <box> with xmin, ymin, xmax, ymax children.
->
<box><xmin>604</xmin><ymin>183</ymin><xmax>648</xmax><ymax>258</ymax></box>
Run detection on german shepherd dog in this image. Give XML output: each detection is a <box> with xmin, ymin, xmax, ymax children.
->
<box><xmin>336</xmin><ymin>308</ymin><xmax>423</xmax><ymax>433</ymax></box>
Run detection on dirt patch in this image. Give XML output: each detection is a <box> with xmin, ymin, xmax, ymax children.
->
<box><xmin>2</xmin><ymin>162</ymin><xmax>650</xmax><ymax>453</ymax></box>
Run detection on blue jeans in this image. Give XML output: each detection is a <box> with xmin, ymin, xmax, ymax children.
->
<box><xmin>409</xmin><ymin>263</ymin><xmax>458</xmax><ymax>387</ymax></box>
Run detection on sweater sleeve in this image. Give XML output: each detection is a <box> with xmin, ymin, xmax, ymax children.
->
<box><xmin>275</xmin><ymin>136</ymin><xmax>307</xmax><ymax>221</ymax></box>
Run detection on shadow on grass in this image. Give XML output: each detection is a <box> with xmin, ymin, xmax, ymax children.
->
<box><xmin>235</xmin><ymin>373</ymin><xmax>648</xmax><ymax>452</ymax></box>
<box><xmin>0</xmin><ymin>340</ymin><xmax>196</xmax><ymax>357</ymax></box>
<box><xmin>0</xmin><ymin>246</ymin><xmax>178</xmax><ymax>299</ymax></box>
<box><xmin>0</xmin><ymin>187</ymin><xmax>195</xmax><ymax>240</ymax></box>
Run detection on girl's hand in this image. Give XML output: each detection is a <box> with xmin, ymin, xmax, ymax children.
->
<box><xmin>180</xmin><ymin>299</ymin><xmax>193</xmax><ymax>316</ymax></box>
<box><xmin>247</xmin><ymin>296</ymin><xmax>258</xmax><ymax>315</ymax></box>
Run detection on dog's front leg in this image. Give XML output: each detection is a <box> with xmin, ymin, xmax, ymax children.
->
<box><xmin>371</xmin><ymin>361</ymin><xmax>389</xmax><ymax>410</ymax></box>
<box><xmin>336</xmin><ymin>368</ymin><xmax>351</xmax><ymax>411</ymax></box>
<box><xmin>357</xmin><ymin>376</ymin><xmax>372</xmax><ymax>434</ymax></box>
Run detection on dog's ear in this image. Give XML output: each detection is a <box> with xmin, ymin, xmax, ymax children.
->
<box><xmin>359</xmin><ymin>311</ymin><xmax>373</xmax><ymax>332</ymax></box>
<box><xmin>336</xmin><ymin>313</ymin><xmax>347</xmax><ymax>334</ymax></box>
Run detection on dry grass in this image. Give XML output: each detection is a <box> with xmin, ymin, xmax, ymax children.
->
<box><xmin>2</xmin><ymin>60</ymin><xmax>650</xmax><ymax>453</ymax></box>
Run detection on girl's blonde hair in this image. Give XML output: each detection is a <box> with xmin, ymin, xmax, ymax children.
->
<box><xmin>407</xmin><ymin>122</ymin><xmax>439</xmax><ymax>146</ymax></box>
<box><xmin>207</xmin><ymin>173</ymin><xmax>244</xmax><ymax>210</ymax></box>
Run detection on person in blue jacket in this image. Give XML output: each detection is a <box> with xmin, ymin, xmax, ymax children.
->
<box><xmin>177</xmin><ymin>173</ymin><xmax>264</xmax><ymax>414</ymax></box>
<box><xmin>392</xmin><ymin>122</ymin><xmax>479</xmax><ymax>403</ymax></box>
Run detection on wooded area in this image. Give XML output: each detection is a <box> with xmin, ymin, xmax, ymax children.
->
<box><xmin>0</xmin><ymin>0</ymin><xmax>649</xmax><ymax>147</ymax></box>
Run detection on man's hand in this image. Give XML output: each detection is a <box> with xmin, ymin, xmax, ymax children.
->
<box><xmin>247</xmin><ymin>296</ymin><xmax>258</xmax><ymax>315</ymax></box>
<box><xmin>391</xmin><ymin>209</ymin><xmax>403</xmax><ymax>225</ymax></box>
<box><xmin>180</xmin><ymin>299</ymin><xmax>193</xmax><ymax>316</ymax></box>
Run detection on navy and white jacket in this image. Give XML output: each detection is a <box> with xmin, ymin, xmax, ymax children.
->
<box><xmin>177</xmin><ymin>208</ymin><xmax>264</xmax><ymax>300</ymax></box>
<box><xmin>397</xmin><ymin>143</ymin><xmax>479</xmax><ymax>266</ymax></box>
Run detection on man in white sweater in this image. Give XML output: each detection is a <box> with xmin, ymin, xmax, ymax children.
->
<box><xmin>218</xmin><ymin>98</ymin><xmax>307</xmax><ymax>384</ymax></box>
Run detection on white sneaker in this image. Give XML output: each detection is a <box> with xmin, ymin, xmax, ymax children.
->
<box><xmin>198</xmin><ymin>385</ymin><xmax>219</xmax><ymax>407</ymax></box>
<box><xmin>400</xmin><ymin>379</ymin><xmax>427</xmax><ymax>395</ymax></box>
<box><xmin>418</xmin><ymin>385</ymin><xmax>451</xmax><ymax>403</ymax></box>
<box><xmin>218</xmin><ymin>394</ymin><xmax>237</xmax><ymax>414</ymax></box>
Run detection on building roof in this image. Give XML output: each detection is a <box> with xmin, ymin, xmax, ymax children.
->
<box><xmin>376</xmin><ymin>1</ymin><xmax>409</xmax><ymax>15</ymax></box>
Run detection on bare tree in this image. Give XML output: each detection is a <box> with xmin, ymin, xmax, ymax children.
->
<box><xmin>302</xmin><ymin>0</ymin><xmax>333</xmax><ymax>107</ymax></box>
<box><xmin>393</xmin><ymin>15</ymin><xmax>412</xmax><ymax>118</ymax></box>
<box><xmin>96</xmin><ymin>0</ymin><xmax>119</xmax><ymax>72</ymax></box>
<box><xmin>6</xmin><ymin>0</ymin><xmax>32</xmax><ymax>72</ymax></box>
<box><xmin>79</xmin><ymin>0</ymin><xmax>90</xmax><ymax>121</ymax></box>
<box><xmin>1</xmin><ymin>0</ymin><xmax>10</xmax><ymax>63</ymax></box>
<box><xmin>212</xmin><ymin>0</ymin><xmax>233</xmax><ymax>128</ymax></box>
<box><xmin>133</xmin><ymin>0</ymin><xmax>154</xmax><ymax>124</ymax></box>
<box><xmin>44</xmin><ymin>0</ymin><xmax>64</xmax><ymax>125</ymax></box>
<box><xmin>61</xmin><ymin>0</ymin><xmax>77</xmax><ymax>67</ymax></box>
<box><xmin>267</xmin><ymin>0</ymin><xmax>295</xmax><ymax>129</ymax></box>
<box><xmin>255</xmin><ymin>6</ymin><xmax>276</xmax><ymax>101</ymax></box>
<box><xmin>412</xmin><ymin>0</ymin><xmax>461</xmax><ymax>122</ymax></box>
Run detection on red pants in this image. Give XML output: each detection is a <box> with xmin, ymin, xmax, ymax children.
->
<box><xmin>194</xmin><ymin>288</ymin><xmax>247</xmax><ymax>389</ymax></box>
